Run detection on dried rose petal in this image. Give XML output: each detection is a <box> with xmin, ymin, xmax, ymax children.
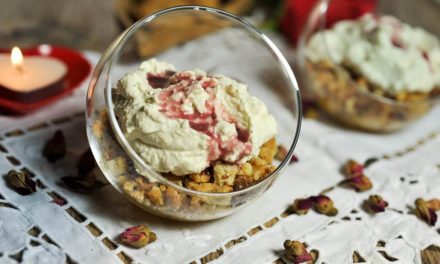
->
<box><xmin>415</xmin><ymin>198</ymin><xmax>438</xmax><ymax>226</ymax></box>
<box><xmin>120</xmin><ymin>225</ymin><xmax>157</xmax><ymax>248</ymax></box>
<box><xmin>366</xmin><ymin>195</ymin><xmax>388</xmax><ymax>213</ymax></box>
<box><xmin>51</xmin><ymin>198</ymin><xmax>66</xmax><ymax>206</ymax></box>
<box><xmin>42</xmin><ymin>130</ymin><xmax>66</xmax><ymax>163</ymax></box>
<box><xmin>6</xmin><ymin>170</ymin><xmax>36</xmax><ymax>195</ymax></box>
<box><xmin>312</xmin><ymin>195</ymin><xmax>338</xmax><ymax>216</ymax></box>
<box><xmin>289</xmin><ymin>198</ymin><xmax>313</xmax><ymax>215</ymax></box>
<box><xmin>61</xmin><ymin>174</ymin><xmax>104</xmax><ymax>194</ymax></box>
<box><xmin>77</xmin><ymin>148</ymin><xmax>96</xmax><ymax>175</ymax></box>
<box><xmin>275</xmin><ymin>145</ymin><xmax>288</xmax><ymax>161</ymax></box>
<box><xmin>341</xmin><ymin>175</ymin><xmax>372</xmax><ymax>192</ymax></box>
<box><xmin>284</xmin><ymin>240</ymin><xmax>313</xmax><ymax>264</ymax></box>
<box><xmin>290</xmin><ymin>154</ymin><xmax>299</xmax><ymax>164</ymax></box>
<box><xmin>343</xmin><ymin>159</ymin><xmax>364</xmax><ymax>178</ymax></box>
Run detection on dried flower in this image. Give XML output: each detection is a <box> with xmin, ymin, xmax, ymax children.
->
<box><xmin>275</xmin><ymin>145</ymin><xmax>288</xmax><ymax>161</ymax></box>
<box><xmin>341</xmin><ymin>175</ymin><xmax>372</xmax><ymax>192</ymax></box>
<box><xmin>61</xmin><ymin>174</ymin><xmax>104</xmax><ymax>194</ymax></box>
<box><xmin>42</xmin><ymin>130</ymin><xmax>66</xmax><ymax>163</ymax></box>
<box><xmin>343</xmin><ymin>159</ymin><xmax>364</xmax><ymax>177</ymax></box>
<box><xmin>51</xmin><ymin>198</ymin><xmax>66</xmax><ymax>206</ymax></box>
<box><xmin>415</xmin><ymin>198</ymin><xmax>438</xmax><ymax>226</ymax></box>
<box><xmin>366</xmin><ymin>195</ymin><xmax>388</xmax><ymax>213</ymax></box>
<box><xmin>312</xmin><ymin>195</ymin><xmax>338</xmax><ymax>216</ymax></box>
<box><xmin>290</xmin><ymin>154</ymin><xmax>299</xmax><ymax>164</ymax></box>
<box><xmin>6</xmin><ymin>170</ymin><xmax>36</xmax><ymax>195</ymax></box>
<box><xmin>120</xmin><ymin>225</ymin><xmax>157</xmax><ymax>248</ymax></box>
<box><xmin>427</xmin><ymin>199</ymin><xmax>440</xmax><ymax>211</ymax></box>
<box><xmin>289</xmin><ymin>198</ymin><xmax>313</xmax><ymax>215</ymax></box>
<box><xmin>77</xmin><ymin>148</ymin><xmax>96</xmax><ymax>175</ymax></box>
<box><xmin>283</xmin><ymin>240</ymin><xmax>313</xmax><ymax>264</ymax></box>
<box><xmin>274</xmin><ymin>145</ymin><xmax>299</xmax><ymax>164</ymax></box>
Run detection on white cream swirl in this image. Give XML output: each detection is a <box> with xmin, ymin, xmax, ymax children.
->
<box><xmin>114</xmin><ymin>59</ymin><xmax>277</xmax><ymax>175</ymax></box>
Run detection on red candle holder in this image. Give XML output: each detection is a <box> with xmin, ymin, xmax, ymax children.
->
<box><xmin>0</xmin><ymin>45</ymin><xmax>91</xmax><ymax>114</ymax></box>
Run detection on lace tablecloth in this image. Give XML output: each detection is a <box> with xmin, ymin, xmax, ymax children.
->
<box><xmin>0</xmin><ymin>32</ymin><xmax>439</xmax><ymax>264</ymax></box>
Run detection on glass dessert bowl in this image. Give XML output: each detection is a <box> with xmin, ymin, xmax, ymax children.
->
<box><xmin>297</xmin><ymin>0</ymin><xmax>440</xmax><ymax>132</ymax></box>
<box><xmin>86</xmin><ymin>6</ymin><xmax>301</xmax><ymax>221</ymax></box>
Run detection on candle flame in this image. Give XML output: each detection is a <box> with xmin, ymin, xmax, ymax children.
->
<box><xmin>11</xmin><ymin>47</ymin><xmax>24</xmax><ymax>70</ymax></box>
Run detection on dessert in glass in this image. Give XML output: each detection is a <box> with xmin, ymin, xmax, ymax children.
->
<box><xmin>86</xmin><ymin>6</ymin><xmax>301</xmax><ymax>221</ymax></box>
<box><xmin>298</xmin><ymin>0</ymin><xmax>440</xmax><ymax>132</ymax></box>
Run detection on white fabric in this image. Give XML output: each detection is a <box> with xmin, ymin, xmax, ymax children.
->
<box><xmin>0</xmin><ymin>30</ymin><xmax>439</xmax><ymax>264</ymax></box>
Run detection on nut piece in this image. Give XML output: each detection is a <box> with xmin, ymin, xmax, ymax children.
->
<box><xmin>120</xmin><ymin>225</ymin><xmax>157</xmax><ymax>248</ymax></box>
<box><xmin>213</xmin><ymin>163</ymin><xmax>238</xmax><ymax>186</ymax></box>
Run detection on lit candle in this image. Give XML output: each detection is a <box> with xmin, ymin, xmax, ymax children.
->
<box><xmin>0</xmin><ymin>47</ymin><xmax>67</xmax><ymax>103</ymax></box>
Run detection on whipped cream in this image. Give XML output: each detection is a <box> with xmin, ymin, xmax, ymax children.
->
<box><xmin>306</xmin><ymin>14</ymin><xmax>440</xmax><ymax>93</ymax></box>
<box><xmin>114</xmin><ymin>59</ymin><xmax>277</xmax><ymax>176</ymax></box>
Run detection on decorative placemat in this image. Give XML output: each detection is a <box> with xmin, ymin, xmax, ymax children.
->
<box><xmin>0</xmin><ymin>31</ymin><xmax>439</xmax><ymax>264</ymax></box>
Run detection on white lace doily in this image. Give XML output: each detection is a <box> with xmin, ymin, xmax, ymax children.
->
<box><xmin>0</xmin><ymin>31</ymin><xmax>439</xmax><ymax>264</ymax></box>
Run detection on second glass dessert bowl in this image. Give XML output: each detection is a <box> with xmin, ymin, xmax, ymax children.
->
<box><xmin>86</xmin><ymin>6</ymin><xmax>301</xmax><ymax>221</ymax></box>
<box><xmin>297</xmin><ymin>0</ymin><xmax>440</xmax><ymax>132</ymax></box>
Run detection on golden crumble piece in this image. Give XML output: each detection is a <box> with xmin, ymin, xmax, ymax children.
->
<box><xmin>92</xmin><ymin>120</ymin><xmax>104</xmax><ymax>139</ymax></box>
<box><xmin>147</xmin><ymin>186</ymin><xmax>164</xmax><ymax>206</ymax></box>
<box><xmin>164</xmin><ymin>187</ymin><xmax>183</xmax><ymax>209</ymax></box>
<box><xmin>190</xmin><ymin>172</ymin><xmax>211</xmax><ymax>183</ymax></box>
<box><xmin>135</xmin><ymin>177</ymin><xmax>153</xmax><ymax>191</ymax></box>
<box><xmin>237</xmin><ymin>162</ymin><xmax>252</xmax><ymax>177</ymax></box>
<box><xmin>118</xmin><ymin>175</ymin><xmax>128</xmax><ymax>185</ymax></box>
<box><xmin>186</xmin><ymin>182</ymin><xmax>216</xmax><ymax>193</ymax></box>
<box><xmin>258</xmin><ymin>137</ymin><xmax>277</xmax><ymax>164</ymax></box>
<box><xmin>213</xmin><ymin>163</ymin><xmax>238</xmax><ymax>186</ymax></box>
<box><xmin>234</xmin><ymin>174</ymin><xmax>254</xmax><ymax>190</ymax></box>
<box><xmin>252</xmin><ymin>164</ymin><xmax>276</xmax><ymax>181</ymax></box>
<box><xmin>123</xmin><ymin>180</ymin><xmax>145</xmax><ymax>203</ymax></box>
<box><xmin>250</xmin><ymin>157</ymin><xmax>267</xmax><ymax>167</ymax></box>
<box><xmin>189</xmin><ymin>196</ymin><xmax>203</xmax><ymax>210</ymax></box>
<box><xmin>216</xmin><ymin>185</ymin><xmax>233</xmax><ymax>193</ymax></box>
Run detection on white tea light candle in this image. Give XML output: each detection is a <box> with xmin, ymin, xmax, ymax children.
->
<box><xmin>0</xmin><ymin>47</ymin><xmax>67</xmax><ymax>102</ymax></box>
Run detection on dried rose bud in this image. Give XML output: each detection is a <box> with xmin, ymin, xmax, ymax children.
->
<box><xmin>77</xmin><ymin>148</ymin><xmax>96</xmax><ymax>175</ymax></box>
<box><xmin>120</xmin><ymin>226</ymin><xmax>157</xmax><ymax>248</ymax></box>
<box><xmin>283</xmin><ymin>240</ymin><xmax>313</xmax><ymax>264</ymax></box>
<box><xmin>341</xmin><ymin>175</ymin><xmax>372</xmax><ymax>192</ymax></box>
<box><xmin>275</xmin><ymin>145</ymin><xmax>288</xmax><ymax>161</ymax></box>
<box><xmin>42</xmin><ymin>130</ymin><xmax>66</xmax><ymax>163</ymax></box>
<box><xmin>366</xmin><ymin>195</ymin><xmax>388</xmax><ymax>213</ymax></box>
<box><xmin>6</xmin><ymin>170</ymin><xmax>36</xmax><ymax>195</ymax></box>
<box><xmin>312</xmin><ymin>195</ymin><xmax>338</xmax><ymax>216</ymax></box>
<box><xmin>343</xmin><ymin>159</ymin><xmax>364</xmax><ymax>178</ymax></box>
<box><xmin>415</xmin><ymin>198</ymin><xmax>438</xmax><ymax>226</ymax></box>
<box><xmin>289</xmin><ymin>198</ymin><xmax>313</xmax><ymax>215</ymax></box>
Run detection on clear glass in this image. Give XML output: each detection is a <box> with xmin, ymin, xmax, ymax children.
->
<box><xmin>297</xmin><ymin>0</ymin><xmax>440</xmax><ymax>132</ymax></box>
<box><xmin>86</xmin><ymin>6</ymin><xmax>301</xmax><ymax>221</ymax></box>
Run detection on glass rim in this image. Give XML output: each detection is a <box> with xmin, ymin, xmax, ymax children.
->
<box><xmin>88</xmin><ymin>5</ymin><xmax>302</xmax><ymax>197</ymax></box>
<box><xmin>297</xmin><ymin>0</ymin><xmax>440</xmax><ymax>107</ymax></box>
